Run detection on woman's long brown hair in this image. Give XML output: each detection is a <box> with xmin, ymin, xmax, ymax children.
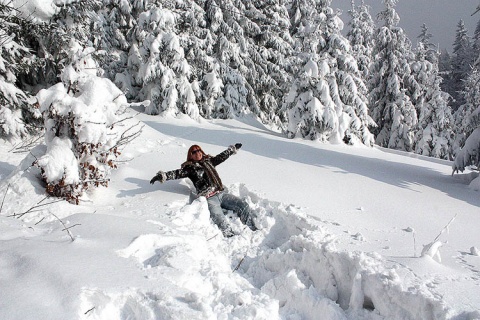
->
<box><xmin>186</xmin><ymin>145</ymin><xmax>208</xmax><ymax>162</ymax></box>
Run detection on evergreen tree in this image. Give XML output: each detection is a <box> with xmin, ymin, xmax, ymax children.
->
<box><xmin>92</xmin><ymin>0</ymin><xmax>136</xmax><ymax>83</ymax></box>
<box><xmin>0</xmin><ymin>2</ymin><xmax>44</xmax><ymax>139</ymax></box>
<box><xmin>40</xmin><ymin>0</ymin><xmax>105</xmax><ymax>87</ymax></box>
<box><xmin>284</xmin><ymin>58</ymin><xmax>338</xmax><ymax>141</ymax></box>
<box><xmin>175</xmin><ymin>0</ymin><xmax>218</xmax><ymax>118</ymax></box>
<box><xmin>94</xmin><ymin>0</ymin><xmax>133</xmax><ymax>51</ymax></box>
<box><xmin>452</xmin><ymin>127</ymin><xmax>480</xmax><ymax>179</ymax></box>
<box><xmin>472</xmin><ymin>18</ymin><xmax>480</xmax><ymax>65</ymax></box>
<box><xmin>202</xmin><ymin>0</ymin><xmax>250</xmax><ymax>119</ymax></box>
<box><xmin>449</xmin><ymin>20</ymin><xmax>473</xmax><ymax>111</ymax></box>
<box><xmin>453</xmin><ymin>68</ymin><xmax>480</xmax><ymax>154</ymax></box>
<box><xmin>347</xmin><ymin>0</ymin><xmax>375</xmax><ymax>80</ymax></box>
<box><xmin>201</xmin><ymin>0</ymin><xmax>292</xmax><ymax>124</ymax></box>
<box><xmin>412</xmin><ymin>24</ymin><xmax>454</xmax><ymax>159</ymax></box>
<box><xmin>246</xmin><ymin>0</ymin><xmax>294</xmax><ymax>127</ymax></box>
<box><xmin>417</xmin><ymin>23</ymin><xmax>437</xmax><ymax>64</ymax></box>
<box><xmin>127</xmin><ymin>6</ymin><xmax>199</xmax><ymax>118</ymax></box>
<box><xmin>369</xmin><ymin>0</ymin><xmax>417</xmax><ymax>151</ymax></box>
<box><xmin>413</xmin><ymin>43</ymin><xmax>454</xmax><ymax>160</ymax></box>
<box><xmin>438</xmin><ymin>48</ymin><xmax>452</xmax><ymax>99</ymax></box>
<box><xmin>53</xmin><ymin>0</ymin><xmax>103</xmax><ymax>46</ymax></box>
<box><xmin>285</xmin><ymin>0</ymin><xmax>374</xmax><ymax>145</ymax></box>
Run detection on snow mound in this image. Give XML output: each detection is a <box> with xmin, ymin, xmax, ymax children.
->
<box><xmin>77</xmin><ymin>184</ymin><xmax>453</xmax><ymax>319</ymax></box>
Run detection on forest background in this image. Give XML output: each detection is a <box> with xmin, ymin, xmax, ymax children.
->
<box><xmin>1</xmin><ymin>0</ymin><xmax>480</xmax><ymax>198</ymax></box>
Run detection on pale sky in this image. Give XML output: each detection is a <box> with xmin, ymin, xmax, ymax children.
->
<box><xmin>335</xmin><ymin>0</ymin><xmax>479</xmax><ymax>51</ymax></box>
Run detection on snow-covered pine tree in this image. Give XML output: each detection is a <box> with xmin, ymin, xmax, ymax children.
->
<box><xmin>438</xmin><ymin>48</ymin><xmax>451</xmax><ymax>88</ymax></box>
<box><xmin>40</xmin><ymin>0</ymin><xmax>105</xmax><ymax>88</ymax></box>
<box><xmin>170</xmin><ymin>0</ymin><xmax>230</xmax><ymax>119</ymax></box>
<box><xmin>244</xmin><ymin>0</ymin><xmax>293</xmax><ymax>127</ymax></box>
<box><xmin>453</xmin><ymin>67</ymin><xmax>480</xmax><ymax>154</ymax></box>
<box><xmin>347</xmin><ymin>0</ymin><xmax>375</xmax><ymax>81</ymax></box>
<box><xmin>174</xmin><ymin>0</ymin><xmax>218</xmax><ymax>118</ymax></box>
<box><xmin>412</xmin><ymin>25</ymin><xmax>454</xmax><ymax>159</ymax></box>
<box><xmin>451</xmin><ymin>7</ymin><xmax>480</xmax><ymax>181</ymax></box>
<box><xmin>93</xmin><ymin>0</ymin><xmax>133</xmax><ymax>51</ymax></box>
<box><xmin>198</xmin><ymin>0</ymin><xmax>251</xmax><ymax>119</ymax></box>
<box><xmin>369</xmin><ymin>0</ymin><xmax>417</xmax><ymax>151</ymax></box>
<box><xmin>449</xmin><ymin>20</ymin><xmax>473</xmax><ymax>111</ymax></box>
<box><xmin>201</xmin><ymin>66</ymin><xmax>224</xmax><ymax>118</ymax></box>
<box><xmin>473</xmin><ymin>18</ymin><xmax>480</xmax><ymax>65</ymax></box>
<box><xmin>285</xmin><ymin>0</ymin><xmax>334</xmax><ymax>141</ymax></box>
<box><xmin>417</xmin><ymin>23</ymin><xmax>437</xmax><ymax>64</ymax></box>
<box><xmin>412</xmin><ymin>43</ymin><xmax>454</xmax><ymax>159</ymax></box>
<box><xmin>285</xmin><ymin>0</ymin><xmax>374</xmax><ymax>145</ymax></box>
<box><xmin>452</xmin><ymin>127</ymin><xmax>480</xmax><ymax>184</ymax></box>
<box><xmin>0</xmin><ymin>2</ymin><xmax>43</xmax><ymax>139</ymax></box>
<box><xmin>284</xmin><ymin>58</ymin><xmax>336</xmax><ymax>141</ymax></box>
<box><xmin>200</xmin><ymin>0</ymin><xmax>292</xmax><ymax>124</ymax></box>
<box><xmin>128</xmin><ymin>5</ymin><xmax>199</xmax><ymax>118</ymax></box>
<box><xmin>91</xmin><ymin>0</ymin><xmax>136</xmax><ymax>86</ymax></box>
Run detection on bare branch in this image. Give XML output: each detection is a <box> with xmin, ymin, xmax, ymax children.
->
<box><xmin>432</xmin><ymin>213</ymin><xmax>458</xmax><ymax>243</ymax></box>
<box><xmin>109</xmin><ymin>112</ymin><xmax>141</xmax><ymax>129</ymax></box>
<box><xmin>9</xmin><ymin>134</ymin><xmax>44</xmax><ymax>153</ymax></box>
<box><xmin>233</xmin><ymin>255</ymin><xmax>246</xmax><ymax>272</ymax></box>
<box><xmin>0</xmin><ymin>184</ymin><xmax>10</xmax><ymax>214</ymax></box>
<box><xmin>11</xmin><ymin>198</ymin><xmax>64</xmax><ymax>219</ymax></box>
<box><xmin>35</xmin><ymin>217</ymin><xmax>45</xmax><ymax>225</ymax></box>
<box><xmin>29</xmin><ymin>151</ymin><xmax>38</xmax><ymax>161</ymax></box>
<box><xmin>62</xmin><ymin>223</ymin><xmax>81</xmax><ymax>231</ymax></box>
<box><xmin>112</xmin><ymin>93</ymin><xmax>123</xmax><ymax>101</ymax></box>
<box><xmin>207</xmin><ymin>234</ymin><xmax>218</xmax><ymax>241</ymax></box>
<box><xmin>50</xmin><ymin>212</ymin><xmax>75</xmax><ymax>241</ymax></box>
<box><xmin>84</xmin><ymin>307</ymin><xmax>95</xmax><ymax>315</ymax></box>
<box><xmin>82</xmin><ymin>178</ymin><xmax>110</xmax><ymax>184</ymax></box>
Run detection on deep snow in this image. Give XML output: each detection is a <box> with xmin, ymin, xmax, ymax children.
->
<box><xmin>1</xmin><ymin>113</ymin><xmax>479</xmax><ymax>320</ymax></box>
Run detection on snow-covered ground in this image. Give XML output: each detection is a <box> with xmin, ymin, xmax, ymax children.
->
<box><xmin>1</xmin><ymin>113</ymin><xmax>479</xmax><ymax>320</ymax></box>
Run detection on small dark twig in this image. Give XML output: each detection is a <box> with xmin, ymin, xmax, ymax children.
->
<box><xmin>109</xmin><ymin>112</ymin><xmax>140</xmax><ymax>128</ymax></box>
<box><xmin>110</xmin><ymin>122</ymin><xmax>144</xmax><ymax>150</ymax></box>
<box><xmin>37</xmin><ymin>196</ymin><xmax>50</xmax><ymax>205</ymax></box>
<box><xmin>84</xmin><ymin>306</ymin><xmax>95</xmax><ymax>315</ymax></box>
<box><xmin>50</xmin><ymin>212</ymin><xmax>75</xmax><ymax>241</ymax></box>
<box><xmin>29</xmin><ymin>151</ymin><xmax>38</xmax><ymax>162</ymax></box>
<box><xmin>112</xmin><ymin>93</ymin><xmax>123</xmax><ymax>101</ymax></box>
<box><xmin>432</xmin><ymin>213</ymin><xmax>458</xmax><ymax>243</ymax></box>
<box><xmin>207</xmin><ymin>234</ymin><xmax>218</xmax><ymax>241</ymax></box>
<box><xmin>0</xmin><ymin>184</ymin><xmax>10</xmax><ymax>214</ymax></box>
<box><xmin>35</xmin><ymin>217</ymin><xmax>46</xmax><ymax>225</ymax></box>
<box><xmin>11</xmin><ymin>198</ymin><xmax>64</xmax><ymax>218</ymax></box>
<box><xmin>62</xmin><ymin>223</ymin><xmax>81</xmax><ymax>231</ymax></box>
<box><xmin>9</xmin><ymin>134</ymin><xmax>44</xmax><ymax>153</ymax></box>
<box><xmin>233</xmin><ymin>255</ymin><xmax>246</xmax><ymax>273</ymax></box>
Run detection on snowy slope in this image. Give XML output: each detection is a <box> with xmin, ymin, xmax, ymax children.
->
<box><xmin>0</xmin><ymin>113</ymin><xmax>479</xmax><ymax>320</ymax></box>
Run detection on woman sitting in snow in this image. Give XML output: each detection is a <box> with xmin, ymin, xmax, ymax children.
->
<box><xmin>150</xmin><ymin>143</ymin><xmax>257</xmax><ymax>237</ymax></box>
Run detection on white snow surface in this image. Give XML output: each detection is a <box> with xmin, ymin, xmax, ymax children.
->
<box><xmin>1</xmin><ymin>113</ymin><xmax>480</xmax><ymax>320</ymax></box>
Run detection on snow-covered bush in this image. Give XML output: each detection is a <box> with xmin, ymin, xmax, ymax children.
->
<box><xmin>34</xmin><ymin>43</ymin><xmax>139</xmax><ymax>203</ymax></box>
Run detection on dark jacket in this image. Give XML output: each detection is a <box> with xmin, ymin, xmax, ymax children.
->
<box><xmin>164</xmin><ymin>147</ymin><xmax>236</xmax><ymax>197</ymax></box>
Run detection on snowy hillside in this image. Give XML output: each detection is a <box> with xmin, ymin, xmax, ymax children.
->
<box><xmin>0</xmin><ymin>113</ymin><xmax>479</xmax><ymax>319</ymax></box>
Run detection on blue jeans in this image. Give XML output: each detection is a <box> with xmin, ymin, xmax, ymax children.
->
<box><xmin>206</xmin><ymin>192</ymin><xmax>256</xmax><ymax>236</ymax></box>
